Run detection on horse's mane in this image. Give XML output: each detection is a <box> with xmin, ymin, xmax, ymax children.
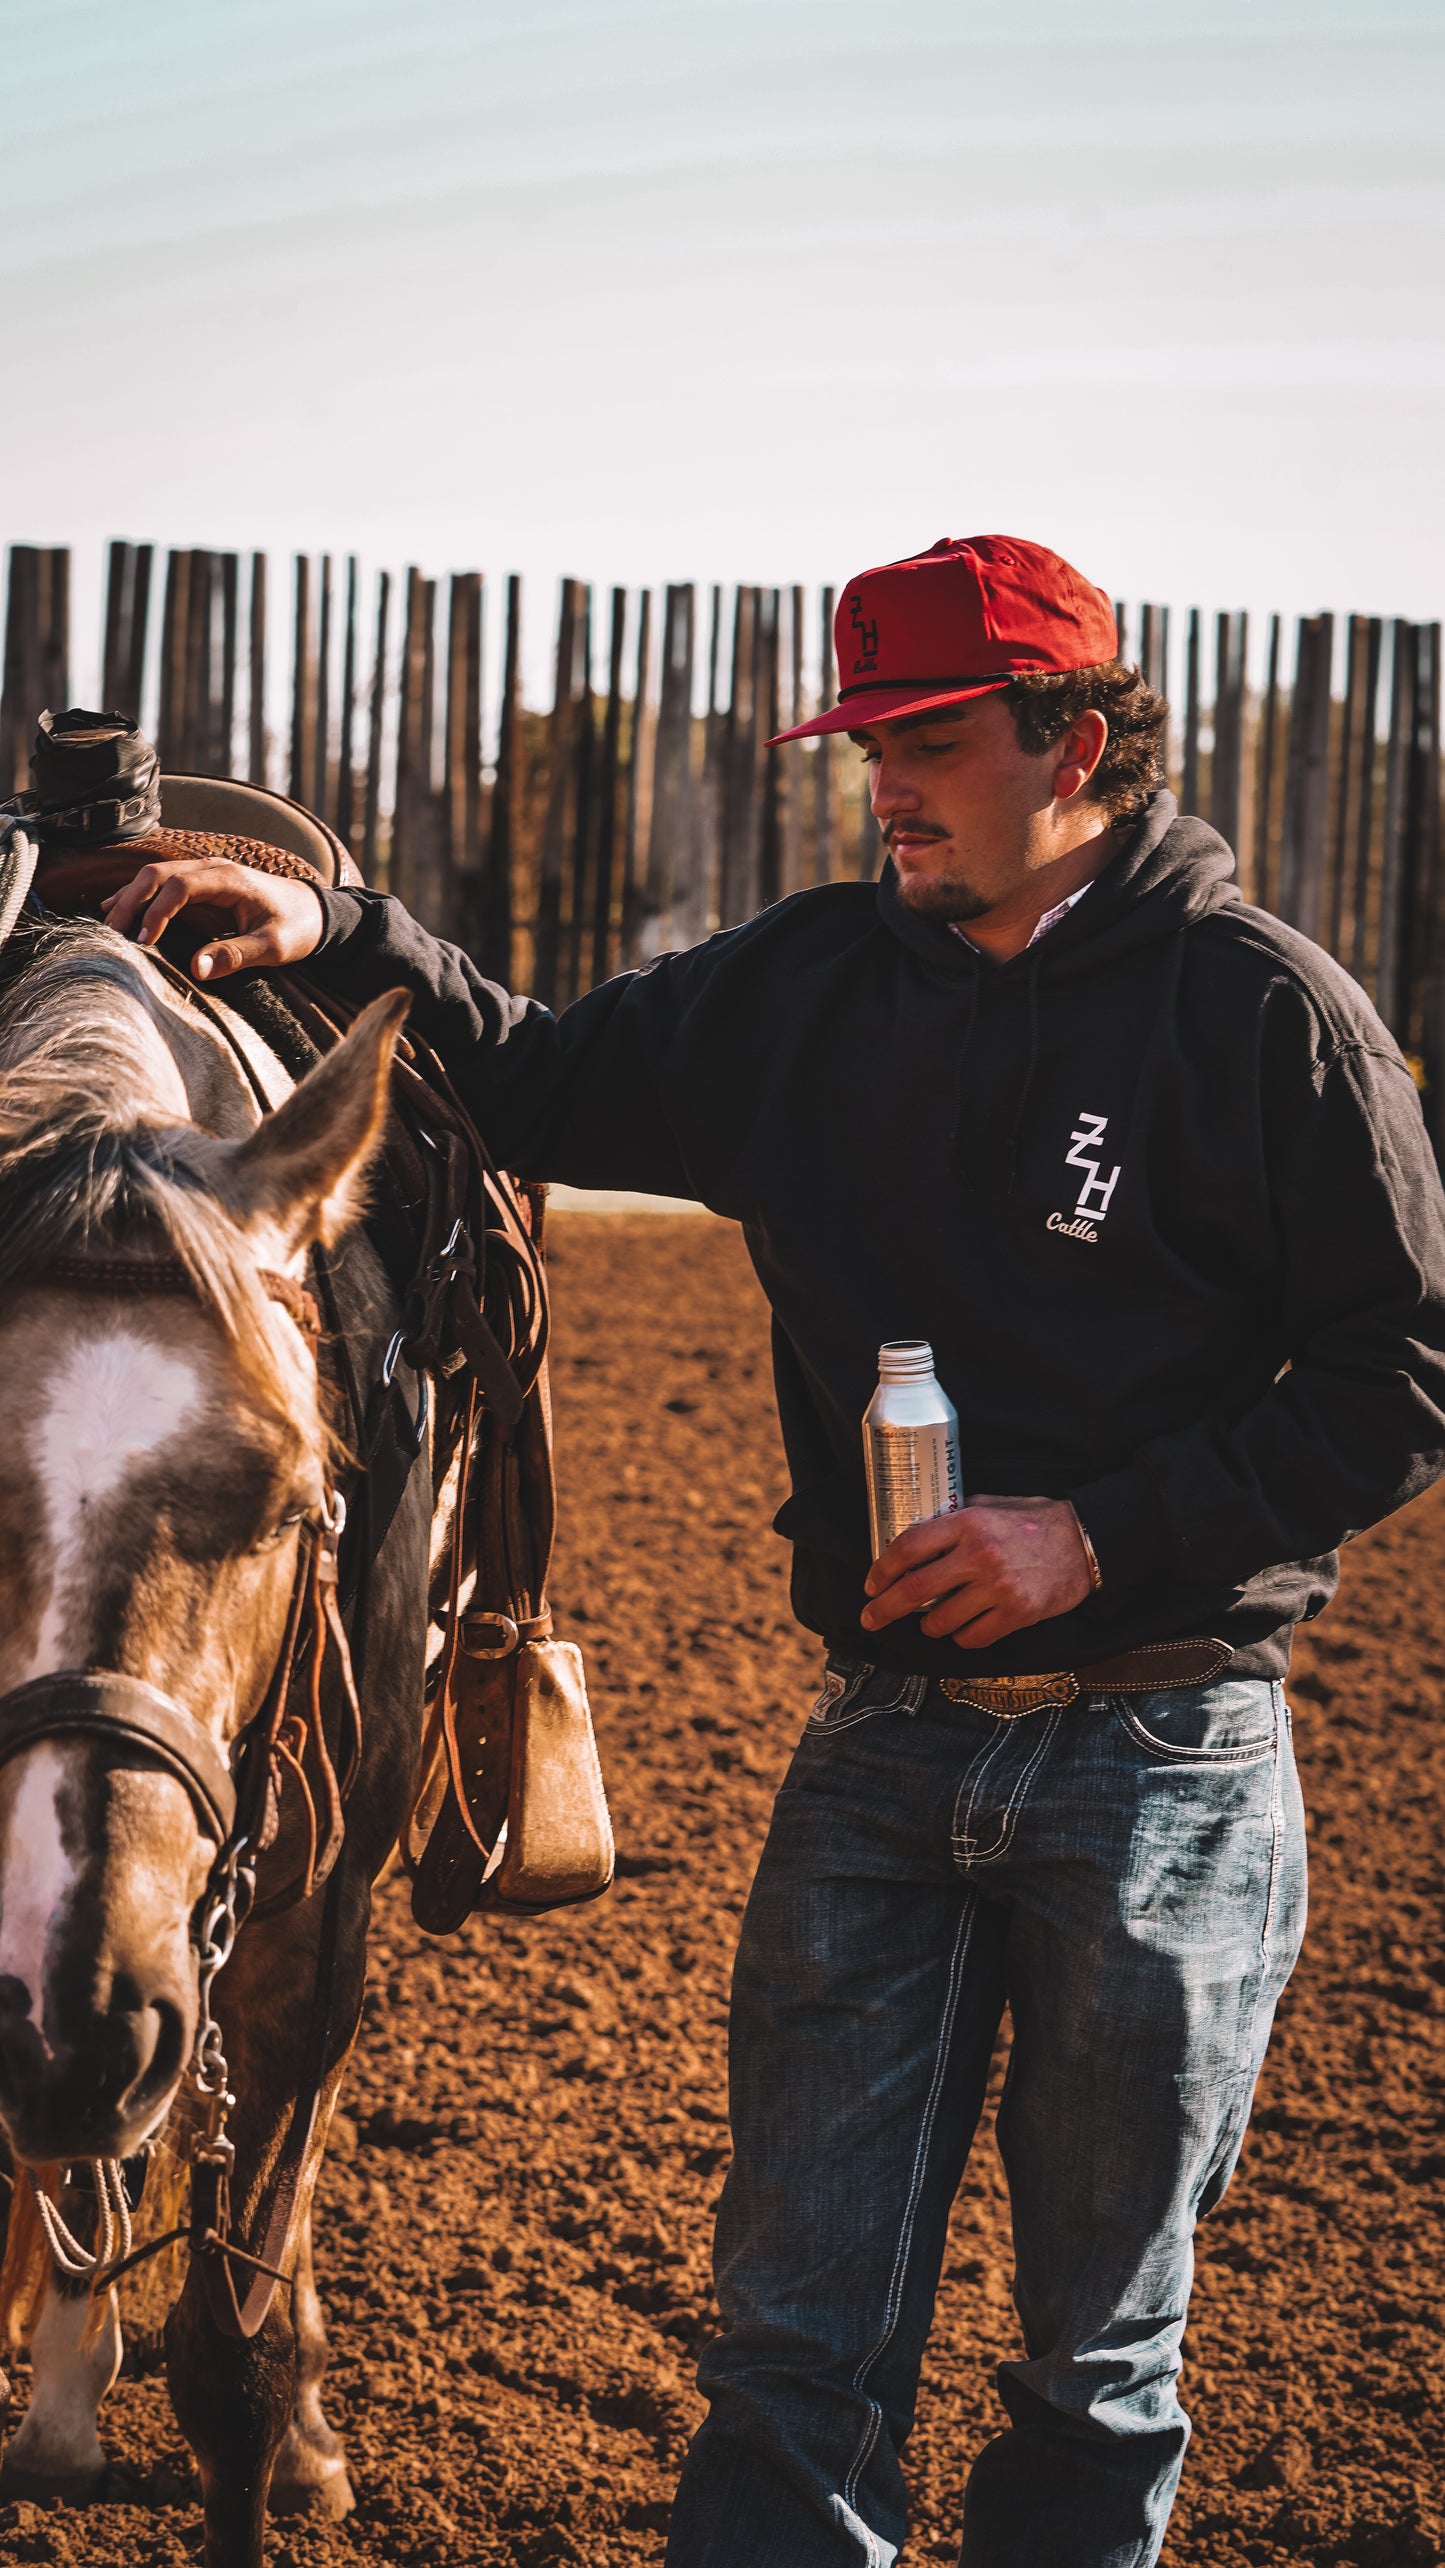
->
<box><xmin>0</xmin><ymin>918</ymin><xmax>321</xmax><ymax>1434</ymax></box>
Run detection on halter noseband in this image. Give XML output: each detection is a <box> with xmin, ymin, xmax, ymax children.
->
<box><xmin>0</xmin><ymin>1671</ymin><xmax>238</xmax><ymax>1838</ymax></box>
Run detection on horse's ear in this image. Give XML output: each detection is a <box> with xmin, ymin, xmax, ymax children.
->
<box><xmin>209</xmin><ymin>989</ymin><xmax>410</xmax><ymax>1253</ymax></box>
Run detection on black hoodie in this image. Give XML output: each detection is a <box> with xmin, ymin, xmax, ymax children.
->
<box><xmin>310</xmin><ymin>793</ymin><xmax>1445</xmax><ymax>1682</ymax></box>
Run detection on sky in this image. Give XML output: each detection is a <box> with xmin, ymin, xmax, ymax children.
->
<box><xmin>3</xmin><ymin>0</ymin><xmax>1443</xmax><ymax>706</ymax></box>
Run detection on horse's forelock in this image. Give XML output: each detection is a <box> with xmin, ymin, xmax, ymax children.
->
<box><xmin>0</xmin><ymin>927</ymin><xmax>331</xmax><ymax>1453</ymax></box>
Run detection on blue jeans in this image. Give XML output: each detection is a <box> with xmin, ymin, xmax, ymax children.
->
<box><xmin>666</xmin><ymin>1659</ymin><xmax>1307</xmax><ymax>2568</ymax></box>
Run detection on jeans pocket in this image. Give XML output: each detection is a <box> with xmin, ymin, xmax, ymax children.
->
<box><xmin>1112</xmin><ymin>1679</ymin><xmax>1278</xmax><ymax>1765</ymax></box>
<box><xmin>807</xmin><ymin>1656</ymin><xmax>920</xmax><ymax>1735</ymax></box>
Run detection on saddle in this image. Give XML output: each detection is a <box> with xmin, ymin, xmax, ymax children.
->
<box><xmin>3</xmin><ymin>746</ymin><xmax>613</xmax><ymax>1935</ymax></box>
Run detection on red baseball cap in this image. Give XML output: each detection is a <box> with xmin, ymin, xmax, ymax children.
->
<box><xmin>769</xmin><ymin>534</ymin><xmax>1118</xmax><ymax>743</ymax></box>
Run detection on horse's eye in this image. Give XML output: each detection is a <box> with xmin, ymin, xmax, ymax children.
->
<box><xmin>255</xmin><ymin>1510</ymin><xmax>305</xmax><ymax>1552</ymax></box>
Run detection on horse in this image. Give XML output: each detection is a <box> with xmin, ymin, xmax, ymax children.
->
<box><xmin>0</xmin><ymin>910</ymin><xmax>432</xmax><ymax>2566</ymax></box>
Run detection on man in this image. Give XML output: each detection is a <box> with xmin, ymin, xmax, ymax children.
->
<box><xmin>108</xmin><ymin>535</ymin><xmax>1445</xmax><ymax>2568</ymax></box>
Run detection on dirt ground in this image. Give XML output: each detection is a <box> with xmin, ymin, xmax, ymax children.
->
<box><xmin>4</xmin><ymin>1211</ymin><xmax>1443</xmax><ymax>2568</ymax></box>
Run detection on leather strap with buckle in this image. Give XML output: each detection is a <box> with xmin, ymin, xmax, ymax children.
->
<box><xmin>938</xmin><ymin>1637</ymin><xmax>1234</xmax><ymax>1719</ymax></box>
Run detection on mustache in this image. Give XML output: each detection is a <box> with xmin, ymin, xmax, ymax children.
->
<box><xmin>883</xmin><ymin>820</ymin><xmax>949</xmax><ymax>849</ymax></box>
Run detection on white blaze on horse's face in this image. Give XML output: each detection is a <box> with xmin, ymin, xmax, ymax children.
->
<box><xmin>28</xmin><ymin>1326</ymin><xmax>203</xmax><ymax>1678</ymax></box>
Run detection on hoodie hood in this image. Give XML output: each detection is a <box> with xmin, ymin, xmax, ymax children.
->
<box><xmin>875</xmin><ymin>792</ymin><xmax>1245</xmax><ymax>1216</ymax></box>
<box><xmin>876</xmin><ymin>790</ymin><xmax>1242</xmax><ymax>983</ymax></box>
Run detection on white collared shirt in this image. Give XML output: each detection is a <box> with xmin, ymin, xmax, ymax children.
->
<box><xmin>951</xmin><ymin>882</ymin><xmax>1090</xmax><ymax>955</ymax></box>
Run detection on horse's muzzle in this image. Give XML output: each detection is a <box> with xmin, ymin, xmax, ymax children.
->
<box><xmin>0</xmin><ymin>1972</ymin><xmax>189</xmax><ymax>2164</ymax></box>
<box><xmin>0</xmin><ymin>1669</ymin><xmax>230</xmax><ymax>2161</ymax></box>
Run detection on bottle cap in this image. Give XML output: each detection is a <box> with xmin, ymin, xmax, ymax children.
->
<box><xmin>877</xmin><ymin>1340</ymin><xmax>935</xmax><ymax>1382</ymax></box>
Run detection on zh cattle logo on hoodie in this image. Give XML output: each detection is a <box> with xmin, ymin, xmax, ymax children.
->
<box><xmin>1048</xmin><ymin>1111</ymin><xmax>1120</xmax><ymax>1245</ymax></box>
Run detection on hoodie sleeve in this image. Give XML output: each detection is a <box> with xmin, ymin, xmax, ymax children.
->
<box><xmin>1069</xmin><ymin>1028</ymin><xmax>1445</xmax><ymax>1592</ymax></box>
<box><xmin>310</xmin><ymin>886</ymin><xmax>699</xmax><ymax>1195</ymax></box>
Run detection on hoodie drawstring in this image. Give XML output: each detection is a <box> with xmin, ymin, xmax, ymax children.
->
<box><xmin>1005</xmin><ymin>953</ymin><xmax>1043</xmax><ymax>1197</ymax></box>
<box><xmin>949</xmin><ymin>965</ymin><xmax>983</xmax><ymax>1169</ymax></box>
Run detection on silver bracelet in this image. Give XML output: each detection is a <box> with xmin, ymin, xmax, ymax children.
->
<box><xmin>1070</xmin><ymin>1506</ymin><xmax>1104</xmax><ymax>1593</ymax></box>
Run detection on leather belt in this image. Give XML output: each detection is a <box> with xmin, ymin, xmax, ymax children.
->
<box><xmin>937</xmin><ymin>1637</ymin><xmax>1233</xmax><ymax>1720</ymax></box>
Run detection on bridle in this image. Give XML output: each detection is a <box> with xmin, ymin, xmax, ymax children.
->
<box><xmin>0</xmin><ymin>1250</ymin><xmax>364</xmax><ymax>2335</ymax></box>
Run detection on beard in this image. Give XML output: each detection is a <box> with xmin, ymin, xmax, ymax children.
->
<box><xmin>890</xmin><ymin>862</ymin><xmax>990</xmax><ymax>923</ymax></box>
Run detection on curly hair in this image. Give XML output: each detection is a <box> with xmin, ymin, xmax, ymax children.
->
<box><xmin>1002</xmin><ymin>663</ymin><xmax>1168</xmax><ymax>822</ymax></box>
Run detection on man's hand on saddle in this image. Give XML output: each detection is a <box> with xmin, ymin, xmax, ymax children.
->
<box><xmin>861</xmin><ymin>1495</ymin><xmax>1095</xmax><ymax>1651</ymax></box>
<box><xmin>101</xmin><ymin>858</ymin><xmax>325</xmax><ymax>982</ymax></box>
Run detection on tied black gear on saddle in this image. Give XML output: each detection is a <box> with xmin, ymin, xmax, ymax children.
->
<box><xmin>20</xmin><ymin>707</ymin><xmax>162</xmax><ymax>844</ymax></box>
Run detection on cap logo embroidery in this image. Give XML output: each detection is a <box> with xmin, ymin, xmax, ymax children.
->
<box><xmin>848</xmin><ymin>592</ymin><xmax>879</xmax><ymax>673</ymax></box>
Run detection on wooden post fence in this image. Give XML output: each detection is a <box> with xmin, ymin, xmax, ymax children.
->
<box><xmin>361</xmin><ymin>569</ymin><xmax>390</xmax><ymax>885</ymax></box>
<box><xmin>1211</xmin><ymin>611</ymin><xmax>1248</xmax><ymax>875</ymax></box>
<box><xmin>690</xmin><ymin>583</ymin><xmax>724</xmax><ymax>945</ymax></box>
<box><xmin>591</xmin><ymin>586</ymin><xmax>627</xmax><ymax>988</ymax></box>
<box><xmin>440</xmin><ymin>570</ymin><xmax>484</xmax><ymax>955</ymax></box>
<box><xmin>102</xmin><ymin>541</ymin><xmax>152</xmax><ymax>723</ymax></box>
<box><xmin>393</xmin><ymin>566</ymin><xmax>446</xmax><ymax>928</ymax></box>
<box><xmin>813</xmin><ymin>584</ymin><xmax>835</xmax><ymax>884</ymax></box>
<box><xmin>1182</xmin><ymin>607</ymin><xmax>1201</xmax><ymax>820</ymax></box>
<box><xmin>337</xmin><ymin>555</ymin><xmax>359</xmax><ymax>850</ymax></box>
<box><xmin>620</xmin><ymin>589</ymin><xmax>653</xmax><ymax>970</ymax></box>
<box><xmin>0</xmin><ymin>546</ymin><xmax>69</xmax><ymax>797</ymax></box>
<box><xmin>477</xmin><ymin>571</ymin><xmax>519</xmax><ymax>983</ymax></box>
<box><xmin>563</xmin><ymin>586</ymin><xmax>597</xmax><ymax>1009</ymax></box>
<box><xmin>248</xmin><ymin>553</ymin><xmax>267</xmax><ymax>787</ymax></box>
<box><xmin>646</xmin><ymin>584</ymin><xmax>695</xmax><ymax>957</ymax></box>
<box><xmin>3</xmin><ymin>540</ymin><xmax>1444</xmax><ymax>1119</ymax></box>
<box><xmin>719</xmin><ymin>587</ymin><xmax>761</xmax><ymax>927</ymax></box>
<box><xmin>1278</xmin><ymin>614</ymin><xmax>1334</xmax><ymax>942</ymax></box>
<box><xmin>534</xmin><ymin>579</ymin><xmax>587</xmax><ymax>1007</ymax></box>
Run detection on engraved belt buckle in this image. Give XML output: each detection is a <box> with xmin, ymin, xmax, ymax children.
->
<box><xmin>938</xmin><ymin>1670</ymin><xmax>1080</xmax><ymax>1720</ymax></box>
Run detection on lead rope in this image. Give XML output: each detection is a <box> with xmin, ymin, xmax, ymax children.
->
<box><xmin>29</xmin><ymin>2156</ymin><xmax>133</xmax><ymax>2284</ymax></box>
<box><xmin>0</xmin><ymin>822</ymin><xmax>37</xmax><ymax>959</ymax></box>
<box><xmin>25</xmin><ymin>1829</ymin><xmax>258</xmax><ymax>2302</ymax></box>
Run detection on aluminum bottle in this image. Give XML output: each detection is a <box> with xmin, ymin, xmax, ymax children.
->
<box><xmin>863</xmin><ymin>1340</ymin><xmax>964</xmax><ymax>1558</ymax></box>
